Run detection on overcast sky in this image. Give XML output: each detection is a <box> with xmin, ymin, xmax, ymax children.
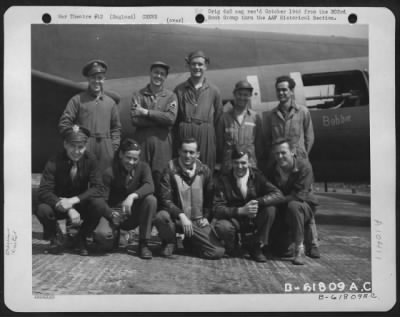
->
<box><xmin>195</xmin><ymin>24</ymin><xmax>368</xmax><ymax>38</ymax></box>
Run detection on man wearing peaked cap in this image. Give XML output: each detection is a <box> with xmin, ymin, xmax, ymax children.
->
<box><xmin>216</xmin><ymin>80</ymin><xmax>263</xmax><ymax>175</ymax></box>
<box><xmin>130</xmin><ymin>61</ymin><xmax>178</xmax><ymax>200</ymax></box>
<box><xmin>82</xmin><ymin>59</ymin><xmax>108</xmax><ymax>77</ymax></box>
<box><xmin>174</xmin><ymin>50</ymin><xmax>222</xmax><ymax>171</ymax></box>
<box><xmin>59</xmin><ymin>59</ymin><xmax>121</xmax><ymax>171</ymax></box>
<box><xmin>36</xmin><ymin>124</ymin><xmax>105</xmax><ymax>256</ymax></box>
<box><xmin>64</xmin><ymin>125</ymin><xmax>91</xmax><ymax>143</ymax></box>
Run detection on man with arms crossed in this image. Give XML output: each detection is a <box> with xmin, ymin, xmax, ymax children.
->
<box><xmin>131</xmin><ymin>61</ymin><xmax>178</xmax><ymax>197</ymax></box>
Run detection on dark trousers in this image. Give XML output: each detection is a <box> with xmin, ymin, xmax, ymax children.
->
<box><xmin>36</xmin><ymin>198</ymin><xmax>104</xmax><ymax>240</ymax></box>
<box><xmin>214</xmin><ymin>206</ymin><xmax>276</xmax><ymax>252</ymax></box>
<box><xmin>285</xmin><ymin>201</ymin><xmax>314</xmax><ymax>246</ymax></box>
<box><xmin>270</xmin><ymin>201</ymin><xmax>314</xmax><ymax>254</ymax></box>
<box><xmin>118</xmin><ymin>195</ymin><xmax>157</xmax><ymax>241</ymax></box>
<box><xmin>154</xmin><ymin>210</ymin><xmax>225</xmax><ymax>259</ymax></box>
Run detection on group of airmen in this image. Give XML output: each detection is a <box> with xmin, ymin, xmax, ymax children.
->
<box><xmin>36</xmin><ymin>50</ymin><xmax>320</xmax><ymax>265</ymax></box>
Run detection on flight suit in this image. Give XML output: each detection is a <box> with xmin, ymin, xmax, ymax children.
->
<box><xmin>174</xmin><ymin>78</ymin><xmax>223</xmax><ymax>171</ymax></box>
<box><xmin>131</xmin><ymin>85</ymin><xmax>178</xmax><ymax>196</ymax></box>
<box><xmin>216</xmin><ymin>106</ymin><xmax>264</xmax><ymax>174</ymax></box>
<box><xmin>59</xmin><ymin>90</ymin><xmax>121</xmax><ymax>171</ymax></box>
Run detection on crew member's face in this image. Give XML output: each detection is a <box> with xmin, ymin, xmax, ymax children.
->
<box><xmin>87</xmin><ymin>73</ymin><xmax>105</xmax><ymax>93</ymax></box>
<box><xmin>234</xmin><ymin>89</ymin><xmax>252</xmax><ymax>110</ymax></box>
<box><xmin>64</xmin><ymin>141</ymin><xmax>87</xmax><ymax>162</ymax></box>
<box><xmin>150</xmin><ymin>66</ymin><xmax>167</xmax><ymax>87</ymax></box>
<box><xmin>179</xmin><ymin>142</ymin><xmax>199</xmax><ymax>168</ymax></box>
<box><xmin>273</xmin><ymin>143</ymin><xmax>295</xmax><ymax>169</ymax></box>
<box><xmin>276</xmin><ymin>81</ymin><xmax>294</xmax><ymax>104</ymax></box>
<box><xmin>189</xmin><ymin>57</ymin><xmax>207</xmax><ymax>79</ymax></box>
<box><xmin>232</xmin><ymin>154</ymin><xmax>250</xmax><ymax>178</ymax></box>
<box><xmin>120</xmin><ymin>150</ymin><xmax>141</xmax><ymax>172</ymax></box>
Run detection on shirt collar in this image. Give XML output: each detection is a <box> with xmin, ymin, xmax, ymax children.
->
<box><xmin>141</xmin><ymin>84</ymin><xmax>167</xmax><ymax>97</ymax></box>
<box><xmin>87</xmin><ymin>88</ymin><xmax>104</xmax><ymax>99</ymax></box>
<box><xmin>184</xmin><ymin>77</ymin><xmax>209</xmax><ymax>89</ymax></box>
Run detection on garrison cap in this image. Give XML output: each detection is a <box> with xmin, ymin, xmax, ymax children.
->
<box><xmin>64</xmin><ymin>125</ymin><xmax>91</xmax><ymax>143</ymax></box>
<box><xmin>150</xmin><ymin>61</ymin><xmax>170</xmax><ymax>73</ymax></box>
<box><xmin>119</xmin><ymin>138</ymin><xmax>141</xmax><ymax>152</ymax></box>
<box><xmin>82</xmin><ymin>59</ymin><xmax>108</xmax><ymax>77</ymax></box>
<box><xmin>185</xmin><ymin>50</ymin><xmax>210</xmax><ymax>64</ymax></box>
<box><xmin>231</xmin><ymin>146</ymin><xmax>250</xmax><ymax>160</ymax></box>
<box><xmin>233</xmin><ymin>80</ymin><xmax>254</xmax><ymax>93</ymax></box>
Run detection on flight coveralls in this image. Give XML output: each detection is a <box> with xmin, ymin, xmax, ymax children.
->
<box><xmin>154</xmin><ymin>158</ymin><xmax>225</xmax><ymax>259</ymax></box>
<box><xmin>262</xmin><ymin>100</ymin><xmax>314</xmax><ymax>161</ymax></box>
<box><xmin>131</xmin><ymin>85</ymin><xmax>178</xmax><ymax>196</ymax></box>
<box><xmin>174</xmin><ymin>78</ymin><xmax>223</xmax><ymax>171</ymax></box>
<box><xmin>59</xmin><ymin>90</ymin><xmax>121</xmax><ymax>171</ymax></box>
<box><xmin>216</xmin><ymin>106</ymin><xmax>264</xmax><ymax>174</ymax></box>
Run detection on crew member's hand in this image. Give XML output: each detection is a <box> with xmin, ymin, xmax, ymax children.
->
<box><xmin>68</xmin><ymin>208</ymin><xmax>81</xmax><ymax>225</ymax></box>
<box><xmin>179</xmin><ymin>213</ymin><xmax>194</xmax><ymax>237</ymax></box>
<box><xmin>121</xmin><ymin>193</ymin><xmax>138</xmax><ymax>215</ymax></box>
<box><xmin>131</xmin><ymin>99</ymin><xmax>148</xmax><ymax>116</ymax></box>
<box><xmin>198</xmin><ymin>217</ymin><xmax>209</xmax><ymax>228</ymax></box>
<box><xmin>56</xmin><ymin>197</ymin><xmax>80</xmax><ymax>212</ymax></box>
<box><xmin>239</xmin><ymin>200</ymin><xmax>258</xmax><ymax>218</ymax></box>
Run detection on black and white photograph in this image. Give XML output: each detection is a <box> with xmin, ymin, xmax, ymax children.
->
<box><xmin>3</xmin><ymin>6</ymin><xmax>396</xmax><ymax>312</ymax></box>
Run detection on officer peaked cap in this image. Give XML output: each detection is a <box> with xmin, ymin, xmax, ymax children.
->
<box><xmin>82</xmin><ymin>59</ymin><xmax>108</xmax><ymax>77</ymax></box>
<box><xmin>64</xmin><ymin>125</ymin><xmax>91</xmax><ymax>143</ymax></box>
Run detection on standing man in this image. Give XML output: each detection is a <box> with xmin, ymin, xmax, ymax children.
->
<box><xmin>102</xmin><ymin>139</ymin><xmax>157</xmax><ymax>259</ymax></box>
<box><xmin>216</xmin><ymin>80</ymin><xmax>263</xmax><ymax>174</ymax></box>
<box><xmin>174</xmin><ymin>50</ymin><xmax>223</xmax><ymax>172</ymax></box>
<box><xmin>36</xmin><ymin>125</ymin><xmax>104</xmax><ymax>256</ymax></box>
<box><xmin>153</xmin><ymin>138</ymin><xmax>225</xmax><ymax>259</ymax></box>
<box><xmin>213</xmin><ymin>148</ymin><xmax>284</xmax><ymax>262</ymax></box>
<box><xmin>59</xmin><ymin>59</ymin><xmax>121</xmax><ymax>171</ymax></box>
<box><xmin>262</xmin><ymin>75</ymin><xmax>319</xmax><ymax>255</ymax></box>
<box><xmin>131</xmin><ymin>61</ymin><xmax>178</xmax><ymax>197</ymax></box>
<box><xmin>268</xmin><ymin>138</ymin><xmax>319</xmax><ymax>265</ymax></box>
<box><xmin>263</xmin><ymin>75</ymin><xmax>314</xmax><ymax>161</ymax></box>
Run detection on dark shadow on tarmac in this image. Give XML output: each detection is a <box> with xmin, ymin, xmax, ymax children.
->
<box><xmin>316</xmin><ymin>214</ymin><xmax>370</xmax><ymax>227</ymax></box>
<box><xmin>316</xmin><ymin>192</ymin><xmax>370</xmax><ymax>205</ymax></box>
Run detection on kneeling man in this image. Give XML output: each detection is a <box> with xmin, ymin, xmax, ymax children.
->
<box><xmin>36</xmin><ymin>125</ymin><xmax>104</xmax><ymax>256</ymax></box>
<box><xmin>154</xmin><ymin>138</ymin><xmax>225</xmax><ymax>259</ymax></box>
<box><xmin>213</xmin><ymin>148</ymin><xmax>284</xmax><ymax>262</ymax></box>
<box><xmin>268</xmin><ymin>138</ymin><xmax>319</xmax><ymax>265</ymax></box>
<box><xmin>102</xmin><ymin>138</ymin><xmax>157</xmax><ymax>259</ymax></box>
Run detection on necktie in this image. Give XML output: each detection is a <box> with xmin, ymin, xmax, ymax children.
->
<box><xmin>70</xmin><ymin>162</ymin><xmax>78</xmax><ymax>181</ymax></box>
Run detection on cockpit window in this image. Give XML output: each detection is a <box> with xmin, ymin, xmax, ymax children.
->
<box><xmin>302</xmin><ymin>70</ymin><xmax>369</xmax><ymax>110</ymax></box>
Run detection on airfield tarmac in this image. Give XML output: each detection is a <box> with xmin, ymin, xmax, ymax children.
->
<box><xmin>32</xmin><ymin>192</ymin><xmax>371</xmax><ymax>295</ymax></box>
